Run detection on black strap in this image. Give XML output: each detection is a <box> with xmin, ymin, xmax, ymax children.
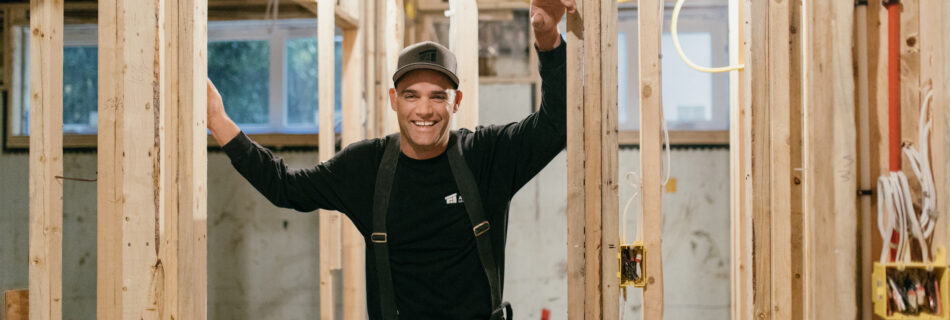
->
<box><xmin>371</xmin><ymin>132</ymin><xmax>510</xmax><ymax>319</ymax></box>
<box><xmin>372</xmin><ymin>133</ymin><xmax>401</xmax><ymax>320</ymax></box>
<box><xmin>445</xmin><ymin>133</ymin><xmax>504</xmax><ymax>313</ymax></box>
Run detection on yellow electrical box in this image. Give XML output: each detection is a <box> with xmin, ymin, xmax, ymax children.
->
<box><xmin>619</xmin><ymin>242</ymin><xmax>646</xmax><ymax>288</ymax></box>
<box><xmin>873</xmin><ymin>247</ymin><xmax>949</xmax><ymax>319</ymax></box>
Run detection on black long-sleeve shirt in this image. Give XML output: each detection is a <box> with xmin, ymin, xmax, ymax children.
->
<box><xmin>223</xmin><ymin>40</ymin><xmax>567</xmax><ymax>319</ymax></box>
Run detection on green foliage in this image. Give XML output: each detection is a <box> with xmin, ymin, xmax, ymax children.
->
<box><xmin>208</xmin><ymin>41</ymin><xmax>270</xmax><ymax>125</ymax></box>
<box><xmin>62</xmin><ymin>46</ymin><xmax>98</xmax><ymax>133</ymax></box>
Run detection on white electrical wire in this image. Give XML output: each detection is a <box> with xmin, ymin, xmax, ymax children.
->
<box><xmin>671</xmin><ymin>0</ymin><xmax>745</xmax><ymax>73</ymax></box>
<box><xmin>620</xmin><ymin>107</ymin><xmax>672</xmax><ymax>244</ymax></box>
<box><xmin>876</xmin><ymin>89</ymin><xmax>938</xmax><ymax>264</ymax></box>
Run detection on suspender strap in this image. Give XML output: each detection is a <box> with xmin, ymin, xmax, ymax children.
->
<box><xmin>445</xmin><ymin>133</ymin><xmax>504</xmax><ymax>315</ymax></box>
<box><xmin>372</xmin><ymin>133</ymin><xmax>401</xmax><ymax>320</ymax></box>
<box><xmin>372</xmin><ymin>132</ymin><xmax>509</xmax><ymax>319</ymax></box>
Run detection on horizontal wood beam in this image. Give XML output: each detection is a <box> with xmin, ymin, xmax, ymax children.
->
<box><xmin>290</xmin><ymin>0</ymin><xmax>359</xmax><ymax>29</ymax></box>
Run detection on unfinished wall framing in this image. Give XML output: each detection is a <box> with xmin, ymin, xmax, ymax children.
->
<box><xmin>96</xmin><ymin>0</ymin><xmax>209</xmax><ymax>318</ymax></box>
<box><xmin>565</xmin><ymin>0</ymin><xmax>621</xmax><ymax>318</ymax></box>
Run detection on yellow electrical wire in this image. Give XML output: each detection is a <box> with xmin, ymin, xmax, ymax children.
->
<box><xmin>671</xmin><ymin>0</ymin><xmax>745</xmax><ymax>73</ymax></box>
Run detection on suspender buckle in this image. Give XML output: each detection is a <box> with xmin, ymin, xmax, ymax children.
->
<box><xmin>371</xmin><ymin>232</ymin><xmax>388</xmax><ymax>243</ymax></box>
<box><xmin>473</xmin><ymin>221</ymin><xmax>491</xmax><ymax>237</ymax></box>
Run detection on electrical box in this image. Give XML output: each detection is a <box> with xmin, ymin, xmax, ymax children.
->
<box><xmin>619</xmin><ymin>242</ymin><xmax>646</xmax><ymax>288</ymax></box>
<box><xmin>873</xmin><ymin>247</ymin><xmax>949</xmax><ymax>319</ymax></box>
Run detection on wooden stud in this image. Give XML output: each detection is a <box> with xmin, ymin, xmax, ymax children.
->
<box><xmin>788</xmin><ymin>1</ymin><xmax>805</xmax><ymax>318</ymax></box>
<box><xmin>28</xmin><ymin>0</ymin><xmax>63</xmax><ymax>319</ymax></box>
<box><xmin>802</xmin><ymin>1</ymin><xmax>857</xmax><ymax>318</ymax></box>
<box><xmin>4</xmin><ymin>290</ymin><xmax>29</xmax><ymax>320</ymax></box>
<box><xmin>564</xmin><ymin>2</ymin><xmax>585</xmax><ymax>319</ymax></box>
<box><xmin>582</xmin><ymin>0</ymin><xmax>602</xmax><ymax>317</ymax></box>
<box><xmin>900</xmin><ymin>0</ymin><xmax>921</xmax><ymax>198</ymax></box>
<box><xmin>364</xmin><ymin>0</ymin><xmax>378</xmax><ymax>139</ymax></box>
<box><xmin>599</xmin><ymin>0</ymin><xmax>619</xmax><ymax>318</ymax></box>
<box><xmin>768</xmin><ymin>0</ymin><xmax>792</xmax><ymax>317</ymax></box>
<box><xmin>97</xmin><ymin>0</ymin><xmax>165</xmax><ymax>318</ymax></box>
<box><xmin>638</xmin><ymin>0</ymin><xmax>664</xmax><ymax>318</ymax></box>
<box><xmin>384</xmin><ymin>0</ymin><xmax>404</xmax><ymax>134</ymax></box>
<box><xmin>853</xmin><ymin>4</ymin><xmax>873</xmax><ymax>319</ymax></box>
<box><xmin>865</xmin><ymin>0</ymin><xmax>890</xmax><ymax>302</ymax></box>
<box><xmin>936</xmin><ymin>0</ymin><xmax>950</xmax><ymax>256</ymax></box>
<box><xmin>161</xmin><ymin>0</ymin><xmax>209</xmax><ymax>318</ymax></box>
<box><xmin>729</xmin><ymin>0</ymin><xmax>753</xmax><ymax>318</ymax></box>
<box><xmin>448</xmin><ymin>0</ymin><xmax>478</xmax><ymax>130</ymax></box>
<box><xmin>341</xmin><ymin>0</ymin><xmax>367</xmax><ymax>317</ymax></box>
<box><xmin>317</xmin><ymin>1</ymin><xmax>340</xmax><ymax>318</ymax></box>
<box><xmin>748</xmin><ymin>1</ymin><xmax>771</xmax><ymax>319</ymax></box>
<box><xmin>920</xmin><ymin>0</ymin><xmax>946</xmax><ymax>257</ymax></box>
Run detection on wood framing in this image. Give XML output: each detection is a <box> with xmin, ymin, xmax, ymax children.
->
<box><xmin>731</xmin><ymin>1</ymin><xmax>803</xmax><ymax>319</ymax></box>
<box><xmin>802</xmin><ymin>1</ymin><xmax>857</xmax><ymax>318</ymax></box>
<box><xmin>564</xmin><ymin>0</ymin><xmax>621</xmax><ymax>318</ymax></box>
<box><xmin>317</xmin><ymin>1</ymin><xmax>341</xmax><ymax>319</ymax></box>
<box><xmin>3</xmin><ymin>290</ymin><xmax>29</xmax><ymax>320</ymax></box>
<box><xmin>384</xmin><ymin>0</ymin><xmax>404</xmax><ymax>134</ymax></box>
<box><xmin>27</xmin><ymin>0</ymin><xmax>63</xmax><ymax>319</ymax></box>
<box><xmin>766</xmin><ymin>0</ymin><xmax>793</xmax><ymax>317</ymax></box>
<box><xmin>854</xmin><ymin>4</ymin><xmax>873</xmax><ymax>319</ymax></box>
<box><xmin>341</xmin><ymin>0</ymin><xmax>367</xmax><ymax>317</ymax></box>
<box><xmin>564</xmin><ymin>4</ymin><xmax>585</xmax><ymax>319</ymax></box>
<box><xmin>864</xmin><ymin>3</ymin><xmax>890</xmax><ymax>319</ymax></box>
<box><xmin>598</xmin><ymin>0</ymin><xmax>619</xmax><ymax>318</ymax></box>
<box><xmin>160</xmin><ymin>0</ymin><xmax>209</xmax><ymax>318</ymax></box>
<box><xmin>448</xmin><ymin>0</ymin><xmax>478</xmax><ymax>130</ymax></box>
<box><xmin>729</xmin><ymin>0</ymin><xmax>753</xmax><ymax>317</ymax></box>
<box><xmin>638</xmin><ymin>0</ymin><xmax>664</xmax><ymax>318</ymax></box>
<box><xmin>97</xmin><ymin>0</ymin><xmax>207</xmax><ymax>318</ymax></box>
<box><xmin>97</xmin><ymin>0</ymin><xmax>165</xmax><ymax>318</ymax></box>
<box><xmin>919</xmin><ymin>0</ymin><xmax>947</xmax><ymax>260</ymax></box>
<box><xmin>936</xmin><ymin>0</ymin><xmax>950</xmax><ymax>258</ymax></box>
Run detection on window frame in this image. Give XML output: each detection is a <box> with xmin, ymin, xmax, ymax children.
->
<box><xmin>4</xmin><ymin>18</ymin><xmax>343</xmax><ymax>149</ymax></box>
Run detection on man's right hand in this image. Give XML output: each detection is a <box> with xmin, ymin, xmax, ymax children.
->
<box><xmin>207</xmin><ymin>79</ymin><xmax>240</xmax><ymax>146</ymax></box>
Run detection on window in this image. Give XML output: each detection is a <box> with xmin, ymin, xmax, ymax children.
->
<box><xmin>8</xmin><ymin>19</ymin><xmax>342</xmax><ymax>140</ymax></box>
<box><xmin>617</xmin><ymin>5</ymin><xmax>730</xmax><ymax>132</ymax></box>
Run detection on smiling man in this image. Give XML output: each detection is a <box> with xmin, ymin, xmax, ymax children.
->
<box><xmin>206</xmin><ymin>0</ymin><xmax>575</xmax><ymax>318</ymax></box>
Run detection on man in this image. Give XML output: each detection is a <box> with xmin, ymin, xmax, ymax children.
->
<box><xmin>206</xmin><ymin>0</ymin><xmax>575</xmax><ymax>318</ymax></box>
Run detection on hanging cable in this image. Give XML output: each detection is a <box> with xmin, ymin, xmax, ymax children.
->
<box><xmin>876</xmin><ymin>89</ymin><xmax>938</xmax><ymax>264</ymax></box>
<box><xmin>671</xmin><ymin>0</ymin><xmax>745</xmax><ymax>73</ymax></box>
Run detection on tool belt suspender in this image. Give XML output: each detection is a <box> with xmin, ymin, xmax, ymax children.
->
<box><xmin>371</xmin><ymin>132</ymin><xmax>512</xmax><ymax>320</ymax></box>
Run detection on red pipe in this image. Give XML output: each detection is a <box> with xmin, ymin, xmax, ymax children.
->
<box><xmin>885</xmin><ymin>1</ymin><xmax>901</xmax><ymax>262</ymax></box>
<box><xmin>887</xmin><ymin>2</ymin><xmax>901</xmax><ymax>173</ymax></box>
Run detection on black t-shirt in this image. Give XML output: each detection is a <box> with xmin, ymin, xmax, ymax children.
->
<box><xmin>223</xmin><ymin>40</ymin><xmax>566</xmax><ymax>319</ymax></box>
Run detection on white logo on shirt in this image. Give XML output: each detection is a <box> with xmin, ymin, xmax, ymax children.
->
<box><xmin>445</xmin><ymin>193</ymin><xmax>464</xmax><ymax>205</ymax></box>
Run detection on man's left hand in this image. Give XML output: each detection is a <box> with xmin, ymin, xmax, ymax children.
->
<box><xmin>530</xmin><ymin>0</ymin><xmax>576</xmax><ymax>51</ymax></box>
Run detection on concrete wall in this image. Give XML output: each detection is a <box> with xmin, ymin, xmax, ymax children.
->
<box><xmin>0</xmin><ymin>85</ymin><xmax>730</xmax><ymax>319</ymax></box>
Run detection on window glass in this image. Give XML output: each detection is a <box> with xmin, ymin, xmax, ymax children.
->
<box><xmin>285</xmin><ymin>37</ymin><xmax>342</xmax><ymax>130</ymax></box>
<box><xmin>661</xmin><ymin>32</ymin><xmax>713</xmax><ymax>129</ymax></box>
<box><xmin>208</xmin><ymin>40</ymin><xmax>270</xmax><ymax>126</ymax></box>
<box><xmin>616</xmin><ymin>7</ymin><xmax>729</xmax><ymax>131</ymax></box>
<box><xmin>11</xmin><ymin>19</ymin><xmax>345</xmax><ymax>140</ymax></box>
<box><xmin>62</xmin><ymin>46</ymin><xmax>98</xmax><ymax>134</ymax></box>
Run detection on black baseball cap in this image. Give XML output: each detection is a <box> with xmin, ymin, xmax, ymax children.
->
<box><xmin>393</xmin><ymin>41</ymin><xmax>459</xmax><ymax>89</ymax></box>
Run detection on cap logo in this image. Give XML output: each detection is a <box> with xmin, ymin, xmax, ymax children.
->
<box><xmin>418</xmin><ymin>49</ymin><xmax>438</xmax><ymax>63</ymax></box>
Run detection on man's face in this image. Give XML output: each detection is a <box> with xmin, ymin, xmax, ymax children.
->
<box><xmin>390</xmin><ymin>70</ymin><xmax>461</xmax><ymax>155</ymax></box>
